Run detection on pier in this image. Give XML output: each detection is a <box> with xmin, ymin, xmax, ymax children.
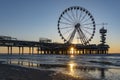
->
<box><xmin>0</xmin><ymin>36</ymin><xmax>109</xmax><ymax>55</ymax></box>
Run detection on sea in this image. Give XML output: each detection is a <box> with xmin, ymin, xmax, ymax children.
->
<box><xmin>0</xmin><ymin>54</ymin><xmax>120</xmax><ymax>80</ymax></box>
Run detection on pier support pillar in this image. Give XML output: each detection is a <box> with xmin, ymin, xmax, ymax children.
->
<box><xmin>8</xmin><ymin>46</ymin><xmax>9</xmax><ymax>55</ymax></box>
<box><xmin>82</xmin><ymin>49</ymin><xmax>84</xmax><ymax>54</ymax></box>
<box><xmin>19</xmin><ymin>47</ymin><xmax>21</xmax><ymax>55</ymax></box>
<box><xmin>10</xmin><ymin>46</ymin><xmax>12</xmax><ymax>55</ymax></box>
<box><xmin>29</xmin><ymin>47</ymin><xmax>31</xmax><ymax>55</ymax></box>
<box><xmin>32</xmin><ymin>47</ymin><xmax>34</xmax><ymax>55</ymax></box>
<box><xmin>22</xmin><ymin>47</ymin><xmax>24</xmax><ymax>55</ymax></box>
<box><xmin>37</xmin><ymin>47</ymin><xmax>39</xmax><ymax>54</ymax></box>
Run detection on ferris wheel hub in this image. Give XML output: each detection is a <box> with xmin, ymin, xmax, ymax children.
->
<box><xmin>75</xmin><ymin>23</ymin><xmax>80</xmax><ymax>29</ymax></box>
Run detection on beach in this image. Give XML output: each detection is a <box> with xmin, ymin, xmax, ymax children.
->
<box><xmin>0</xmin><ymin>63</ymin><xmax>88</xmax><ymax>80</ymax></box>
<box><xmin>0</xmin><ymin>63</ymin><xmax>54</xmax><ymax>80</ymax></box>
<box><xmin>0</xmin><ymin>63</ymin><xmax>102</xmax><ymax>80</ymax></box>
<box><xmin>0</xmin><ymin>54</ymin><xmax>120</xmax><ymax>80</ymax></box>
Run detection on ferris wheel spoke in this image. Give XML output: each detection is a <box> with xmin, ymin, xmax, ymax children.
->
<box><xmin>81</xmin><ymin>27</ymin><xmax>93</xmax><ymax>44</ymax></box>
<box><xmin>60</xmin><ymin>21</ymin><xmax>72</xmax><ymax>25</ymax></box>
<box><xmin>71</xmin><ymin>9</ymin><xmax>76</xmax><ymax>21</ymax></box>
<box><xmin>81</xmin><ymin>33</ymin><xmax>88</xmax><ymax>44</ymax></box>
<box><xmin>82</xmin><ymin>34</ymin><xmax>88</xmax><ymax>44</ymax></box>
<box><xmin>77</xmin><ymin>29</ymin><xmax>86</xmax><ymax>44</ymax></box>
<box><xmin>66</xmin><ymin>33</ymin><xmax>72</xmax><ymax>42</ymax></box>
<box><xmin>77</xmin><ymin>30</ymin><xmax>84</xmax><ymax>44</ymax></box>
<box><xmin>80</xmin><ymin>13</ymin><xmax>87</xmax><ymax>22</ymax></box>
<box><xmin>66</xmin><ymin>30</ymin><xmax>74</xmax><ymax>42</ymax></box>
<box><xmin>63</xmin><ymin>28</ymin><xmax>73</xmax><ymax>35</ymax></box>
<box><xmin>82</xmin><ymin>28</ymin><xmax>92</xmax><ymax>35</ymax></box>
<box><xmin>78</xmin><ymin>10</ymin><xmax>83</xmax><ymax>21</ymax></box>
<box><xmin>60</xmin><ymin>26</ymin><xmax>73</xmax><ymax>29</ymax></box>
<box><xmin>66</xmin><ymin>12</ymin><xmax>74</xmax><ymax>22</ymax></box>
<box><xmin>82</xmin><ymin>26</ymin><xmax>93</xmax><ymax>30</ymax></box>
<box><xmin>76</xmin><ymin>9</ymin><xmax>78</xmax><ymax>20</ymax></box>
<box><xmin>62</xmin><ymin>16</ymin><xmax>73</xmax><ymax>23</ymax></box>
<box><xmin>82</xmin><ymin>17</ymin><xmax>91</xmax><ymax>24</ymax></box>
<box><xmin>83</xmin><ymin>32</ymin><xmax>89</xmax><ymax>41</ymax></box>
<box><xmin>83</xmin><ymin>23</ymin><xmax>93</xmax><ymax>26</ymax></box>
<box><xmin>78</xmin><ymin>27</ymin><xmax>89</xmax><ymax>44</ymax></box>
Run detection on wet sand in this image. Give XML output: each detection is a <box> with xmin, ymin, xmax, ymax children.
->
<box><xmin>0</xmin><ymin>63</ymin><xmax>100</xmax><ymax>80</ymax></box>
<box><xmin>0</xmin><ymin>63</ymin><xmax>53</xmax><ymax>80</ymax></box>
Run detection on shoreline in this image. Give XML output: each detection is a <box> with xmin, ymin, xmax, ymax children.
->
<box><xmin>0</xmin><ymin>63</ymin><xmax>103</xmax><ymax>80</ymax></box>
<box><xmin>0</xmin><ymin>63</ymin><xmax>96</xmax><ymax>80</ymax></box>
<box><xmin>0</xmin><ymin>54</ymin><xmax>120</xmax><ymax>80</ymax></box>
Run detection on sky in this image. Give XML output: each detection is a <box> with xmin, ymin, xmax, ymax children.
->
<box><xmin>0</xmin><ymin>0</ymin><xmax>120</xmax><ymax>53</ymax></box>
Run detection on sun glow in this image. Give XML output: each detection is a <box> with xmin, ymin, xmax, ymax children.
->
<box><xmin>68</xmin><ymin>63</ymin><xmax>75</xmax><ymax>76</ymax></box>
<box><xmin>68</xmin><ymin>62</ymin><xmax>78</xmax><ymax>77</ymax></box>
<box><xmin>70</xmin><ymin>47</ymin><xmax>74</xmax><ymax>55</ymax></box>
<box><xmin>70</xmin><ymin>54</ymin><xmax>74</xmax><ymax>58</ymax></box>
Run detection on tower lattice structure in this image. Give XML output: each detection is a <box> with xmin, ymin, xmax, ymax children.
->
<box><xmin>100</xmin><ymin>27</ymin><xmax>107</xmax><ymax>45</ymax></box>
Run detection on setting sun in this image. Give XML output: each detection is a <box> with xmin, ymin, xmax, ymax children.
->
<box><xmin>70</xmin><ymin>47</ymin><xmax>74</xmax><ymax>54</ymax></box>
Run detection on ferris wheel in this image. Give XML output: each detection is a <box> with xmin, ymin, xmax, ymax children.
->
<box><xmin>57</xmin><ymin>6</ymin><xmax>96</xmax><ymax>45</ymax></box>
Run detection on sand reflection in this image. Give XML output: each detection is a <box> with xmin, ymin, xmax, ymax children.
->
<box><xmin>67</xmin><ymin>61</ymin><xmax>78</xmax><ymax>78</ymax></box>
<box><xmin>69</xmin><ymin>63</ymin><xmax>75</xmax><ymax>75</ymax></box>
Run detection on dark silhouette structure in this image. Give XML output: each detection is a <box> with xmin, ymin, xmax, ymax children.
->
<box><xmin>0</xmin><ymin>27</ymin><xmax>109</xmax><ymax>55</ymax></box>
<box><xmin>0</xmin><ymin>6</ymin><xmax>109</xmax><ymax>55</ymax></box>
